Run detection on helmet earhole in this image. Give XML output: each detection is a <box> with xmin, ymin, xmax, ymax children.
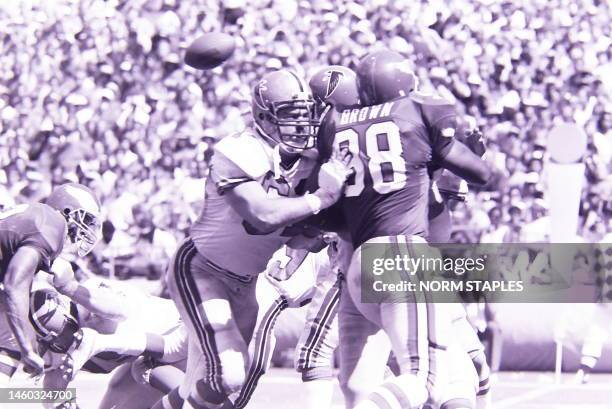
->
<box><xmin>62</xmin><ymin>208</ymin><xmax>70</xmax><ymax>215</ymax></box>
<box><xmin>258</xmin><ymin>113</ymin><xmax>265</xmax><ymax>120</ymax></box>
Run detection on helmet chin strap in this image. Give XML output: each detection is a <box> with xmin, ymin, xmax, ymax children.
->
<box><xmin>254</xmin><ymin>122</ymin><xmax>279</xmax><ymax>148</ymax></box>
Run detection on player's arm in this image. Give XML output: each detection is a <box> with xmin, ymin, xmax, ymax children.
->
<box><xmin>51</xmin><ymin>259</ymin><xmax>128</xmax><ymax>321</ymax></box>
<box><xmin>3</xmin><ymin>247</ymin><xmax>44</xmax><ymax>366</ymax></box>
<box><xmin>426</xmin><ymin>113</ymin><xmax>491</xmax><ymax>185</ymax></box>
<box><xmin>439</xmin><ymin>140</ymin><xmax>491</xmax><ymax>185</ymax></box>
<box><xmin>225</xmin><ymin>158</ymin><xmax>350</xmax><ymax>234</ymax></box>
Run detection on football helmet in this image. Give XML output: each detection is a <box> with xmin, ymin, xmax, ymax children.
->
<box><xmin>252</xmin><ymin>70</ymin><xmax>319</xmax><ymax>151</ymax></box>
<box><xmin>355</xmin><ymin>49</ymin><xmax>418</xmax><ymax>105</ymax></box>
<box><xmin>308</xmin><ymin>65</ymin><xmax>360</xmax><ymax>109</ymax></box>
<box><xmin>30</xmin><ymin>288</ymin><xmax>82</xmax><ymax>354</ymax></box>
<box><xmin>46</xmin><ymin>183</ymin><xmax>101</xmax><ymax>257</ymax></box>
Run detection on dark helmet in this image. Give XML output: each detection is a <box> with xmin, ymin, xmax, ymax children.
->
<box><xmin>355</xmin><ymin>49</ymin><xmax>418</xmax><ymax>106</ymax></box>
<box><xmin>251</xmin><ymin>69</ymin><xmax>319</xmax><ymax>151</ymax></box>
<box><xmin>30</xmin><ymin>288</ymin><xmax>82</xmax><ymax>354</ymax></box>
<box><xmin>308</xmin><ymin>65</ymin><xmax>360</xmax><ymax>109</ymax></box>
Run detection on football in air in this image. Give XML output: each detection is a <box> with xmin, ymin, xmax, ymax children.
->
<box><xmin>184</xmin><ymin>32</ymin><xmax>236</xmax><ymax>70</ymax></box>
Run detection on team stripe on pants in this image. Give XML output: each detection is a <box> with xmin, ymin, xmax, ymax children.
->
<box><xmin>173</xmin><ymin>239</ymin><xmax>223</xmax><ymax>394</ymax></box>
<box><xmin>390</xmin><ymin>235</ymin><xmax>432</xmax><ymax>386</ymax></box>
<box><xmin>234</xmin><ymin>297</ymin><xmax>287</xmax><ymax>409</ymax></box>
<box><xmin>297</xmin><ymin>279</ymin><xmax>340</xmax><ymax>370</ymax></box>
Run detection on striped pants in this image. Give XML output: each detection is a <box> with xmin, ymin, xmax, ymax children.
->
<box><xmin>167</xmin><ymin>238</ymin><xmax>258</xmax><ymax>398</ymax></box>
<box><xmin>233</xmin><ymin>248</ymin><xmax>340</xmax><ymax>408</ymax></box>
<box><xmin>340</xmin><ymin>235</ymin><xmax>452</xmax><ymax>408</ymax></box>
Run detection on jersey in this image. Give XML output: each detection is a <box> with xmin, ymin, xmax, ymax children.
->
<box><xmin>318</xmin><ymin>94</ymin><xmax>456</xmax><ymax>247</ymax></box>
<box><xmin>191</xmin><ymin>129</ymin><xmax>317</xmax><ymax>276</ymax></box>
<box><xmin>32</xmin><ymin>274</ymin><xmax>184</xmax><ymax>374</ymax></box>
<box><xmin>0</xmin><ymin>203</ymin><xmax>66</xmax><ymax>281</ymax></box>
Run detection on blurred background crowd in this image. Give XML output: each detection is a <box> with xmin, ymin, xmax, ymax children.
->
<box><xmin>0</xmin><ymin>0</ymin><xmax>610</xmax><ymax>280</ymax></box>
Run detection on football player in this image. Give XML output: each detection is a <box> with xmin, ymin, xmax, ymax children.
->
<box><xmin>0</xmin><ymin>183</ymin><xmax>102</xmax><ymax>376</ymax></box>
<box><xmin>228</xmin><ymin>66</ymin><xmax>361</xmax><ymax>409</ymax></box>
<box><xmin>316</xmin><ymin>50</ymin><xmax>492</xmax><ymax>409</ymax></box>
<box><xmin>156</xmin><ymin>69</ymin><xmax>352</xmax><ymax>409</ymax></box>
<box><xmin>429</xmin><ymin>147</ymin><xmax>492</xmax><ymax>409</ymax></box>
<box><xmin>27</xmin><ymin>272</ymin><xmax>187</xmax><ymax>409</ymax></box>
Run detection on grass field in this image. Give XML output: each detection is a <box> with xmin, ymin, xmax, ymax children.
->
<box><xmin>5</xmin><ymin>368</ymin><xmax>612</xmax><ymax>409</ymax></box>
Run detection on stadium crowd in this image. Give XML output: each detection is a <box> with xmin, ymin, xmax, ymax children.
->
<box><xmin>0</xmin><ymin>0</ymin><xmax>610</xmax><ymax>279</ymax></box>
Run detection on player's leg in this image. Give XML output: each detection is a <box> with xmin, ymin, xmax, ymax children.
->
<box><xmin>576</xmin><ymin>304</ymin><xmax>609</xmax><ymax>384</ymax></box>
<box><xmin>347</xmin><ymin>237</ymin><xmax>429</xmax><ymax>409</ymax></box>
<box><xmin>450</xmin><ymin>306</ymin><xmax>490</xmax><ymax>407</ymax></box>
<box><xmin>295</xmin><ymin>276</ymin><xmax>340</xmax><ymax>409</ymax></box>
<box><xmin>338</xmin><ymin>280</ymin><xmax>391</xmax><ymax>408</ymax></box>
<box><xmin>152</xmin><ymin>337</ymin><xmax>201</xmax><ymax>409</ymax></box>
<box><xmin>233</xmin><ymin>275</ymin><xmax>287</xmax><ymax>409</ymax></box>
<box><xmin>430</xmin><ymin>343</ymin><xmax>477</xmax><ymax>409</ymax></box>
<box><xmin>167</xmin><ymin>238</ymin><xmax>252</xmax><ymax>408</ymax></box>
<box><xmin>97</xmin><ymin>362</ymin><xmax>165</xmax><ymax>409</ymax></box>
<box><xmin>131</xmin><ymin>355</ymin><xmax>186</xmax><ymax>394</ymax></box>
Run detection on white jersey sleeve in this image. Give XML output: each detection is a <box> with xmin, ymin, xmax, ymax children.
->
<box><xmin>211</xmin><ymin>132</ymin><xmax>273</xmax><ymax>194</ymax></box>
<box><xmin>192</xmin><ymin>130</ymin><xmax>304</xmax><ymax>276</ymax></box>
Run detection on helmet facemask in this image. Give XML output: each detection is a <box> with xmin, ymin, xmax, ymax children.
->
<box><xmin>65</xmin><ymin>208</ymin><xmax>101</xmax><ymax>257</ymax></box>
<box><xmin>269</xmin><ymin>97</ymin><xmax>319</xmax><ymax>151</ymax></box>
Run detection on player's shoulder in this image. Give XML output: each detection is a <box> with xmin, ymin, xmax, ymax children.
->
<box><xmin>409</xmin><ymin>91</ymin><xmax>455</xmax><ymax>122</ymax></box>
<box><xmin>31</xmin><ymin>203</ymin><xmax>67</xmax><ymax>248</ymax></box>
<box><xmin>2</xmin><ymin>203</ymin><xmax>66</xmax><ymax>246</ymax></box>
<box><xmin>213</xmin><ymin>129</ymin><xmax>273</xmax><ymax>179</ymax></box>
<box><xmin>31</xmin><ymin>203</ymin><xmax>66</xmax><ymax>227</ymax></box>
<box><xmin>410</xmin><ymin>90</ymin><xmax>454</xmax><ymax>107</ymax></box>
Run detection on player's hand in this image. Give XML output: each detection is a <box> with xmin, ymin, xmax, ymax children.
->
<box><xmin>22</xmin><ymin>350</ymin><xmax>45</xmax><ymax>376</ymax></box>
<box><xmin>264</xmin><ymin>272</ymin><xmax>315</xmax><ymax>308</ymax></box>
<box><xmin>51</xmin><ymin>258</ymin><xmax>76</xmax><ymax>294</ymax></box>
<box><xmin>315</xmin><ymin>151</ymin><xmax>353</xmax><ymax>208</ymax></box>
<box><xmin>463</xmin><ymin>128</ymin><xmax>486</xmax><ymax>158</ymax></box>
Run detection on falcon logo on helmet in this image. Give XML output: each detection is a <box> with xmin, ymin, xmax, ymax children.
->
<box><xmin>254</xmin><ymin>80</ymin><xmax>269</xmax><ymax>111</ymax></box>
<box><xmin>46</xmin><ymin>183</ymin><xmax>102</xmax><ymax>257</ymax></box>
<box><xmin>309</xmin><ymin>65</ymin><xmax>360</xmax><ymax>109</ymax></box>
<box><xmin>325</xmin><ymin>70</ymin><xmax>344</xmax><ymax>99</ymax></box>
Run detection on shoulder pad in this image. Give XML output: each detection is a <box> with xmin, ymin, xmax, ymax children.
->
<box><xmin>34</xmin><ymin>204</ymin><xmax>67</xmax><ymax>257</ymax></box>
<box><xmin>410</xmin><ymin>91</ymin><xmax>453</xmax><ymax>107</ymax></box>
<box><xmin>214</xmin><ymin>131</ymin><xmax>272</xmax><ymax>179</ymax></box>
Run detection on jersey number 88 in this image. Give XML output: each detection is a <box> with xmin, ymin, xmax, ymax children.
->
<box><xmin>333</xmin><ymin>121</ymin><xmax>407</xmax><ymax>197</ymax></box>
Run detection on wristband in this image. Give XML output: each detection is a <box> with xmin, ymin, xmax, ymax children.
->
<box><xmin>304</xmin><ymin>193</ymin><xmax>322</xmax><ymax>215</ymax></box>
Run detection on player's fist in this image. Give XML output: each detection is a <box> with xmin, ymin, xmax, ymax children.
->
<box><xmin>463</xmin><ymin>128</ymin><xmax>486</xmax><ymax>158</ymax></box>
<box><xmin>50</xmin><ymin>258</ymin><xmax>76</xmax><ymax>292</ymax></box>
<box><xmin>264</xmin><ymin>272</ymin><xmax>315</xmax><ymax>308</ymax></box>
<box><xmin>315</xmin><ymin>156</ymin><xmax>353</xmax><ymax>208</ymax></box>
